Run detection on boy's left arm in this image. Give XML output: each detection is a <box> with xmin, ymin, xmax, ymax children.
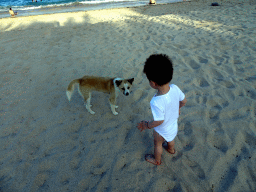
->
<box><xmin>147</xmin><ymin>120</ymin><xmax>164</xmax><ymax>129</ymax></box>
<box><xmin>137</xmin><ymin>120</ymin><xmax>164</xmax><ymax>132</ymax></box>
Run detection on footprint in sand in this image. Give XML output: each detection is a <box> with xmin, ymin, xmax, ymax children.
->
<box><xmin>245</xmin><ymin>89</ymin><xmax>256</xmax><ymax>100</ymax></box>
<box><xmin>212</xmin><ymin>136</ymin><xmax>229</xmax><ymax>153</ymax></box>
<box><xmin>195</xmin><ymin>77</ymin><xmax>210</xmax><ymax>88</ymax></box>
<box><xmin>219</xmin><ymin>80</ymin><xmax>236</xmax><ymax>89</ymax></box>
<box><xmin>209</xmin><ymin>68</ymin><xmax>224</xmax><ymax>80</ymax></box>
<box><xmin>195</xmin><ymin>95</ymin><xmax>207</xmax><ymax>105</ymax></box>
<box><xmin>213</xmin><ymin>55</ymin><xmax>225</xmax><ymax>66</ymax></box>
<box><xmin>188</xmin><ymin>59</ymin><xmax>200</xmax><ymax>69</ymax></box>
<box><xmin>183</xmin><ymin>122</ymin><xmax>193</xmax><ymax>137</ymax></box>
<box><xmin>206</xmin><ymin>96</ymin><xmax>223</xmax><ymax>110</ymax></box>
<box><xmin>183</xmin><ymin>142</ymin><xmax>194</xmax><ymax>152</ymax></box>
<box><xmin>223</xmin><ymin>89</ymin><xmax>236</xmax><ymax>101</ymax></box>
<box><xmin>233</xmin><ymin>59</ymin><xmax>243</xmax><ymax>65</ymax></box>
<box><xmin>208</xmin><ymin>109</ymin><xmax>220</xmax><ymax>121</ymax></box>
<box><xmin>245</xmin><ymin>76</ymin><xmax>256</xmax><ymax>84</ymax></box>
<box><xmin>184</xmin><ymin>158</ymin><xmax>206</xmax><ymax>180</ymax></box>
<box><xmin>197</xmin><ymin>56</ymin><xmax>208</xmax><ymax>64</ymax></box>
<box><xmin>244</xmin><ymin>132</ymin><xmax>256</xmax><ymax>149</ymax></box>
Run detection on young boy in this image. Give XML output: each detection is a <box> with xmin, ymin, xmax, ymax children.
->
<box><xmin>9</xmin><ymin>8</ymin><xmax>18</xmax><ymax>17</ymax></box>
<box><xmin>137</xmin><ymin>54</ymin><xmax>187</xmax><ymax>165</ymax></box>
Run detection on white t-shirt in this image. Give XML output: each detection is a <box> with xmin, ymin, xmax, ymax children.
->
<box><xmin>150</xmin><ymin>84</ymin><xmax>185</xmax><ymax>142</ymax></box>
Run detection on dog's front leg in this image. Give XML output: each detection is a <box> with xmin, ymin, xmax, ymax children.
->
<box><xmin>110</xmin><ymin>104</ymin><xmax>118</xmax><ymax>115</ymax></box>
<box><xmin>109</xmin><ymin>92</ymin><xmax>118</xmax><ymax>115</ymax></box>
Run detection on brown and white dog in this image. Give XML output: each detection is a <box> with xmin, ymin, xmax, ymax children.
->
<box><xmin>66</xmin><ymin>76</ymin><xmax>134</xmax><ymax>115</ymax></box>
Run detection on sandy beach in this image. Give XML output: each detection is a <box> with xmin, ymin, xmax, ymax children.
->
<box><xmin>1</xmin><ymin>0</ymin><xmax>256</xmax><ymax>191</ymax></box>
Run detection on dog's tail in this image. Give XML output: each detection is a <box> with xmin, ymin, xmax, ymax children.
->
<box><xmin>66</xmin><ymin>79</ymin><xmax>80</xmax><ymax>101</ymax></box>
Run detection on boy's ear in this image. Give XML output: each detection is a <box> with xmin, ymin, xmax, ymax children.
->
<box><xmin>128</xmin><ymin>78</ymin><xmax>134</xmax><ymax>84</ymax></box>
<box><xmin>150</xmin><ymin>80</ymin><xmax>157</xmax><ymax>87</ymax></box>
<box><xmin>115</xmin><ymin>80</ymin><xmax>123</xmax><ymax>87</ymax></box>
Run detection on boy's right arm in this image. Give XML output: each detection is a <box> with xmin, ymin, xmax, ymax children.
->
<box><xmin>179</xmin><ymin>97</ymin><xmax>187</xmax><ymax>108</ymax></box>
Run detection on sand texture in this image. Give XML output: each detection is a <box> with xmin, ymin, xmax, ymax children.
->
<box><xmin>0</xmin><ymin>0</ymin><xmax>256</xmax><ymax>191</ymax></box>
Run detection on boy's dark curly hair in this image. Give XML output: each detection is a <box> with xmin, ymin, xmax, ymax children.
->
<box><xmin>143</xmin><ymin>54</ymin><xmax>173</xmax><ymax>86</ymax></box>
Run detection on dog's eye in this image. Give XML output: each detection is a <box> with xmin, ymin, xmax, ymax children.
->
<box><xmin>127</xmin><ymin>87</ymin><xmax>130</xmax><ymax>89</ymax></box>
<box><xmin>121</xmin><ymin>88</ymin><xmax>125</xmax><ymax>90</ymax></box>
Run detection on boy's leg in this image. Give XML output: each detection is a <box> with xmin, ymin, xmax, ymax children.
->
<box><xmin>154</xmin><ymin>130</ymin><xmax>165</xmax><ymax>162</ymax></box>
<box><xmin>145</xmin><ymin>130</ymin><xmax>165</xmax><ymax>165</ymax></box>
<box><xmin>167</xmin><ymin>140</ymin><xmax>175</xmax><ymax>154</ymax></box>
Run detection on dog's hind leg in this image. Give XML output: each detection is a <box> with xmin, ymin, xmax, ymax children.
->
<box><xmin>78</xmin><ymin>86</ymin><xmax>95</xmax><ymax>115</ymax></box>
<box><xmin>85</xmin><ymin>92</ymin><xmax>95</xmax><ymax>115</ymax></box>
<box><xmin>109</xmin><ymin>92</ymin><xmax>118</xmax><ymax>115</ymax></box>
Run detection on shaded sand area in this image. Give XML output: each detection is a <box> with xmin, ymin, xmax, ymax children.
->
<box><xmin>1</xmin><ymin>0</ymin><xmax>256</xmax><ymax>191</ymax></box>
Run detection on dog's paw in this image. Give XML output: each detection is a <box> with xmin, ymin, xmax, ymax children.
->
<box><xmin>112</xmin><ymin>111</ymin><xmax>118</xmax><ymax>115</ymax></box>
<box><xmin>86</xmin><ymin>105</ymin><xmax>95</xmax><ymax>114</ymax></box>
<box><xmin>88</xmin><ymin>109</ymin><xmax>95</xmax><ymax>115</ymax></box>
<box><xmin>90</xmin><ymin>111</ymin><xmax>95</xmax><ymax>115</ymax></box>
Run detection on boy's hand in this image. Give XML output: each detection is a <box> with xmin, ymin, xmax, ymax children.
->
<box><xmin>137</xmin><ymin>121</ymin><xmax>148</xmax><ymax>132</ymax></box>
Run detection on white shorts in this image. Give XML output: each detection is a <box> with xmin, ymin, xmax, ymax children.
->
<box><xmin>154</xmin><ymin>120</ymin><xmax>178</xmax><ymax>142</ymax></box>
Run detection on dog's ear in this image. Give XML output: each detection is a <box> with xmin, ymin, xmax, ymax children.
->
<box><xmin>115</xmin><ymin>80</ymin><xmax>123</xmax><ymax>87</ymax></box>
<box><xmin>128</xmin><ymin>78</ymin><xmax>134</xmax><ymax>84</ymax></box>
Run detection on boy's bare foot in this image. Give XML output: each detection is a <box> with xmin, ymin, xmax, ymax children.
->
<box><xmin>145</xmin><ymin>154</ymin><xmax>161</xmax><ymax>165</ymax></box>
<box><xmin>163</xmin><ymin>142</ymin><xmax>176</xmax><ymax>154</ymax></box>
<box><xmin>168</xmin><ymin>148</ymin><xmax>176</xmax><ymax>154</ymax></box>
